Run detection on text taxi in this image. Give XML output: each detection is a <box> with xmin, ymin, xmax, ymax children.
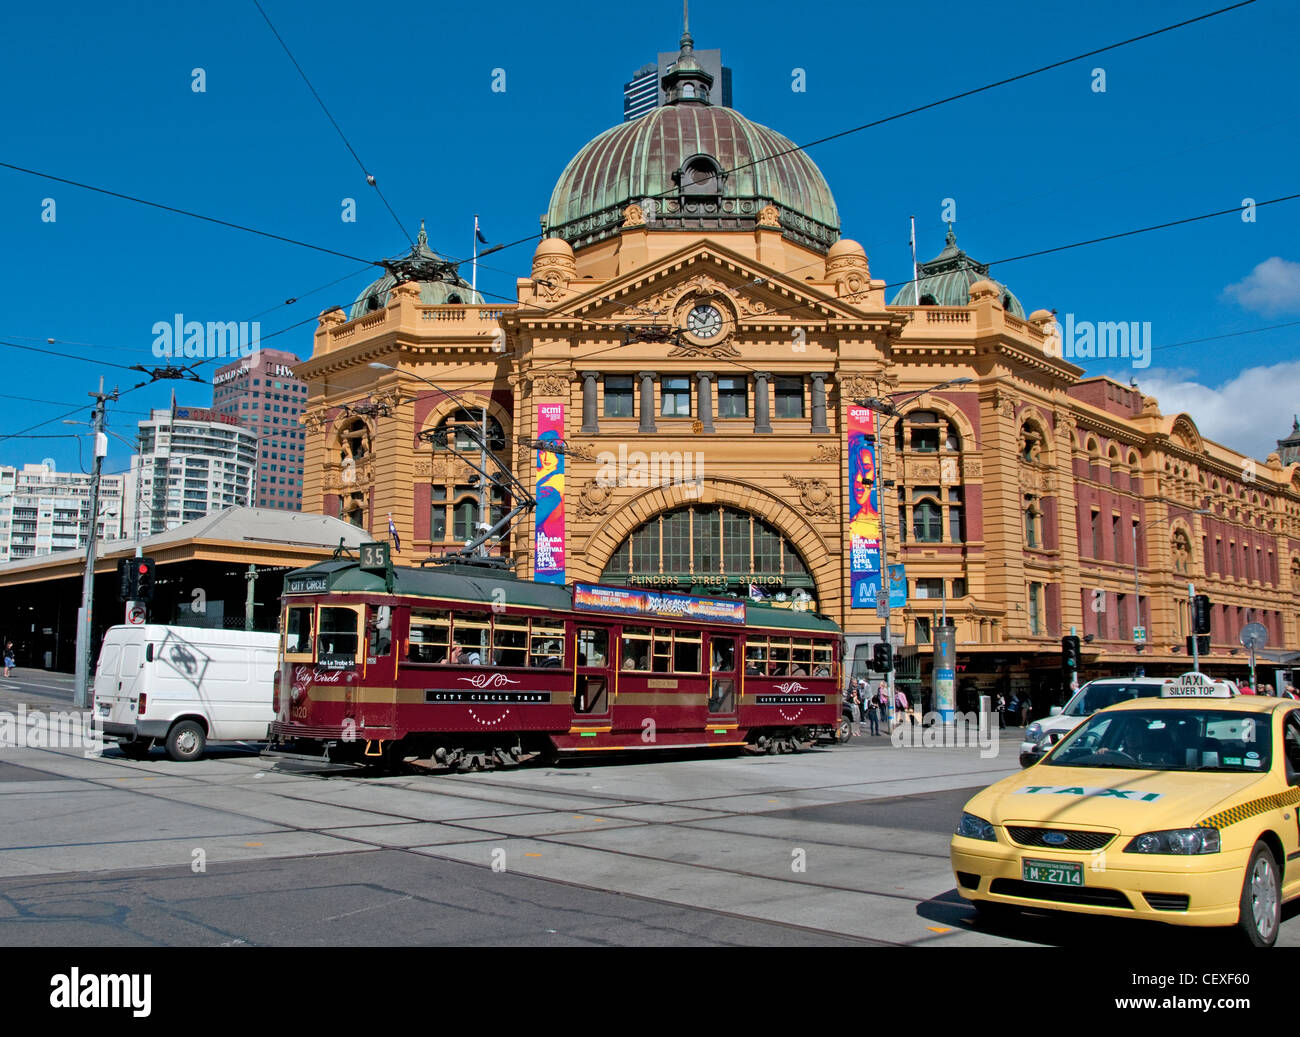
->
<box><xmin>951</xmin><ymin>672</ymin><xmax>1300</xmax><ymax>945</ymax></box>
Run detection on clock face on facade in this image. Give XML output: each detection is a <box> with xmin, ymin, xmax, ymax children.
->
<box><xmin>686</xmin><ymin>304</ymin><xmax>723</xmax><ymax>340</ymax></box>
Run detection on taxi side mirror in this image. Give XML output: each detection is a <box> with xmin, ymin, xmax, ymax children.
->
<box><xmin>1049</xmin><ymin>706</ymin><xmax>1062</xmax><ymax>716</ymax></box>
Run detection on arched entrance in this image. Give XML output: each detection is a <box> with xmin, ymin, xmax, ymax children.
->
<box><xmin>599</xmin><ymin>503</ymin><xmax>819</xmax><ymax>608</ymax></box>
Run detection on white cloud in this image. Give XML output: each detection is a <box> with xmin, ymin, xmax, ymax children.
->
<box><xmin>1135</xmin><ymin>360</ymin><xmax>1300</xmax><ymax>460</ymax></box>
<box><xmin>1223</xmin><ymin>257</ymin><xmax>1300</xmax><ymax>315</ymax></box>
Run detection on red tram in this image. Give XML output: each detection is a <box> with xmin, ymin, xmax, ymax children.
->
<box><xmin>267</xmin><ymin>555</ymin><xmax>842</xmax><ymax>772</ymax></box>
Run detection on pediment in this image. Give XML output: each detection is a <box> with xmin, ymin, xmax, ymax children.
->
<box><xmin>559</xmin><ymin>241</ymin><xmax>884</xmax><ymax>328</ymax></box>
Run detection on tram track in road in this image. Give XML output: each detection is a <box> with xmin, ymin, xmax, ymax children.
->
<box><xmin>0</xmin><ymin>743</ymin><xmax>1005</xmax><ymax>945</ymax></box>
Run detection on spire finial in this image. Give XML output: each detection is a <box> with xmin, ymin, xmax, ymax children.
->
<box><xmin>680</xmin><ymin>0</ymin><xmax>693</xmax><ymax>50</ymax></box>
<box><xmin>417</xmin><ymin>218</ymin><xmax>428</xmax><ymax>247</ymax></box>
<box><xmin>945</xmin><ymin>221</ymin><xmax>956</xmax><ymax>247</ymax></box>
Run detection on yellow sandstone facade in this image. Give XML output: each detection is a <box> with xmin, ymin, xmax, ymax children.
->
<box><xmin>296</xmin><ymin>29</ymin><xmax>1300</xmax><ymax>704</ymax></box>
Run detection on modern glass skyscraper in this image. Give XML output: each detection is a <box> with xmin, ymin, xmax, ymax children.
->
<box><xmin>212</xmin><ymin>349</ymin><xmax>308</xmax><ymax>511</ymax></box>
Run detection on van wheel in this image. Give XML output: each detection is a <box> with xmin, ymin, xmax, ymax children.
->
<box><xmin>1237</xmin><ymin>841</ymin><xmax>1281</xmax><ymax>947</ymax></box>
<box><xmin>119</xmin><ymin>739</ymin><xmax>153</xmax><ymax>759</ymax></box>
<box><xmin>166</xmin><ymin>721</ymin><xmax>206</xmax><ymax>762</ymax></box>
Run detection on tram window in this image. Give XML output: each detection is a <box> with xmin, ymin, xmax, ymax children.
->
<box><xmin>812</xmin><ymin>643</ymin><xmax>833</xmax><ymax>677</ymax></box>
<box><xmin>710</xmin><ymin>676</ymin><xmax>736</xmax><ymax>714</ymax></box>
<box><xmin>530</xmin><ymin>620</ymin><xmax>565</xmax><ymax>667</ymax></box>
<box><xmin>493</xmin><ymin>619</ymin><xmax>528</xmax><ymax>667</ymax></box>
<box><xmin>621</xmin><ymin>627</ymin><xmax>650</xmax><ymax>671</ymax></box>
<box><xmin>367</xmin><ymin>606</ymin><xmax>392</xmax><ymax>657</ymax></box>
<box><xmin>574</xmin><ymin>675</ymin><xmax>608</xmax><ymax>714</ymax></box>
<box><xmin>767</xmin><ymin>638</ymin><xmax>792</xmax><ymax>677</ymax></box>
<box><xmin>317</xmin><ymin>608</ymin><xmax>360</xmax><ymax>660</ymax></box>
<box><xmin>652</xmin><ymin>628</ymin><xmax>674</xmax><ymax>673</ymax></box>
<box><xmin>408</xmin><ymin>609</ymin><xmax>450</xmax><ymax>663</ymax></box>
<box><xmin>285</xmin><ymin>607</ymin><xmax>314</xmax><ymax>656</ymax></box>
<box><xmin>711</xmin><ymin>638</ymin><xmax>735</xmax><ymax>672</ymax></box>
<box><xmin>452</xmin><ymin>615</ymin><xmax>490</xmax><ymax>665</ymax></box>
<box><xmin>577</xmin><ymin>628</ymin><xmax>608</xmax><ymax>668</ymax></box>
<box><xmin>791</xmin><ymin>639</ymin><xmax>813</xmax><ymax>676</ymax></box>
<box><xmin>674</xmin><ymin>633</ymin><xmax>702</xmax><ymax>673</ymax></box>
<box><xmin>744</xmin><ymin>639</ymin><xmax>766</xmax><ymax>675</ymax></box>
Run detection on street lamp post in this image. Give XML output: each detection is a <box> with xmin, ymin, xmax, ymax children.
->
<box><xmin>857</xmin><ymin>378</ymin><xmax>972</xmax><ymax>729</ymax></box>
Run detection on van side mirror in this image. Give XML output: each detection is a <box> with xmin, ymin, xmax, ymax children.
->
<box><xmin>1049</xmin><ymin>706</ymin><xmax>1061</xmax><ymax>716</ymax></box>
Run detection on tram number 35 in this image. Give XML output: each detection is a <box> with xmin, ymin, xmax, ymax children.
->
<box><xmin>360</xmin><ymin>542</ymin><xmax>390</xmax><ymax>571</ymax></box>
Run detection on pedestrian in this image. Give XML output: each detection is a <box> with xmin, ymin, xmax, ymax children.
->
<box><xmin>1020</xmin><ymin>693</ymin><xmax>1032</xmax><ymax>727</ymax></box>
<box><xmin>3</xmin><ymin>642</ymin><xmax>12</xmax><ymax>678</ymax></box>
<box><xmin>864</xmin><ymin>680</ymin><xmax>880</xmax><ymax>735</ymax></box>
<box><xmin>995</xmin><ymin>691</ymin><xmax>1007</xmax><ymax>729</ymax></box>
<box><xmin>847</xmin><ymin>684</ymin><xmax>862</xmax><ymax>737</ymax></box>
<box><xmin>894</xmin><ymin>687</ymin><xmax>913</xmax><ymax>728</ymax></box>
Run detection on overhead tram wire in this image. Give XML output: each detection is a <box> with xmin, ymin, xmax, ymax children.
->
<box><xmin>251</xmin><ymin>0</ymin><xmax>414</xmax><ymax>249</ymax></box>
<box><xmin>435</xmin><ymin>2</ymin><xmax>1261</xmax><ymax>272</ymax></box>
<box><xmin>0</xmin><ymin>161</ymin><xmax>377</xmax><ymax>266</ymax></box>
<box><xmin>0</xmin><ymin>7</ymin><xmax>1257</xmax><ymax>298</ymax></box>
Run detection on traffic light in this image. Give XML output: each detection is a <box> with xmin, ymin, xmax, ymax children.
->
<box><xmin>117</xmin><ymin>558</ymin><xmax>136</xmax><ymax>601</ymax></box>
<box><xmin>1061</xmin><ymin>635</ymin><xmax>1082</xmax><ymax>671</ymax></box>
<box><xmin>1186</xmin><ymin>635</ymin><xmax>1210</xmax><ymax>656</ymax></box>
<box><xmin>1192</xmin><ymin>594</ymin><xmax>1212</xmax><ymax>636</ymax></box>
<box><xmin>134</xmin><ymin>557</ymin><xmax>156</xmax><ymax>602</ymax></box>
<box><xmin>872</xmin><ymin>642</ymin><xmax>893</xmax><ymax>673</ymax></box>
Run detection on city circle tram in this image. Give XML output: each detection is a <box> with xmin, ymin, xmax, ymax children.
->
<box><xmin>266</xmin><ymin>552</ymin><xmax>841</xmax><ymax>773</ymax></box>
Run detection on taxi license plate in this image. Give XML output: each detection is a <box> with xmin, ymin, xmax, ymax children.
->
<box><xmin>1023</xmin><ymin>859</ymin><xmax>1083</xmax><ymax>886</ymax></box>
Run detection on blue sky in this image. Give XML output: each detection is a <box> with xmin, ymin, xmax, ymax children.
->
<box><xmin>1</xmin><ymin>0</ymin><xmax>1296</xmax><ymax>477</ymax></box>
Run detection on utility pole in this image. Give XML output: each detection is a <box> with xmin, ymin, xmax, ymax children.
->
<box><xmin>74</xmin><ymin>378</ymin><xmax>116</xmax><ymax>708</ymax></box>
<box><xmin>245</xmin><ymin>564</ymin><xmax>258</xmax><ymax>631</ymax></box>
<box><xmin>479</xmin><ymin>405</ymin><xmax>490</xmax><ymax>556</ymax></box>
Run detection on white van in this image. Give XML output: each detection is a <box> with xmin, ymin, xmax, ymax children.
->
<box><xmin>93</xmin><ymin>625</ymin><xmax>279</xmax><ymax>761</ymax></box>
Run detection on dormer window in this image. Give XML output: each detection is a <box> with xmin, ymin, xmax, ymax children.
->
<box><xmin>679</xmin><ymin>155</ymin><xmax>722</xmax><ymax>196</ymax></box>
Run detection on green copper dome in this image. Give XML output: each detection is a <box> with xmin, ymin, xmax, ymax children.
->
<box><xmin>891</xmin><ymin>225</ymin><xmax>1025</xmax><ymax>317</ymax></box>
<box><xmin>544</xmin><ymin>33</ymin><xmax>840</xmax><ymax>254</ymax></box>
<box><xmin>350</xmin><ymin>221</ymin><xmax>483</xmax><ymax>319</ymax></box>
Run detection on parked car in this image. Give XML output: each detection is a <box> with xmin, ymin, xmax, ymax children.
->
<box><xmin>93</xmin><ymin>625</ymin><xmax>279</xmax><ymax>761</ymax></box>
<box><xmin>1018</xmin><ymin>677</ymin><xmax>1173</xmax><ymax>766</ymax></box>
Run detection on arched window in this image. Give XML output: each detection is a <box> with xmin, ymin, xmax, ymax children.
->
<box><xmin>1020</xmin><ymin>421</ymin><xmax>1045</xmax><ymax>463</ymax></box>
<box><xmin>1024</xmin><ymin>494</ymin><xmax>1041</xmax><ymax>549</ymax></box>
<box><xmin>680</xmin><ymin>156</ymin><xmax>721</xmax><ymax>195</ymax></box>
<box><xmin>601</xmin><ymin>505</ymin><xmax>813</xmax><ymax>597</ymax></box>
<box><xmin>907</xmin><ymin>410</ymin><xmax>941</xmax><ymax>453</ymax></box>
<box><xmin>430</xmin><ymin>409</ymin><xmax>505</xmax><ymax>453</ymax></box>
<box><xmin>1171</xmin><ymin>530</ymin><xmax>1191</xmax><ymax>574</ymax></box>
<box><xmin>912</xmin><ymin>491</ymin><xmax>943</xmax><ymax>543</ymax></box>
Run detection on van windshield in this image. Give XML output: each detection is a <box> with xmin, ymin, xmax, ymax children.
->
<box><xmin>1063</xmin><ymin>682</ymin><xmax>1163</xmax><ymax>717</ymax></box>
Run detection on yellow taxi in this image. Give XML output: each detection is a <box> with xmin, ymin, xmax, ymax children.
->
<box><xmin>951</xmin><ymin>672</ymin><xmax>1300</xmax><ymax>946</ymax></box>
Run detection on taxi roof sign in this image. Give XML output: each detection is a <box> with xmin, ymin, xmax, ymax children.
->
<box><xmin>1162</xmin><ymin>671</ymin><xmax>1235</xmax><ymax>698</ymax></box>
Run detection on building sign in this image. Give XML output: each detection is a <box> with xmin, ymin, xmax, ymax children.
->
<box><xmin>847</xmin><ymin>406</ymin><xmax>882</xmax><ymax>609</ymax></box>
<box><xmin>574</xmin><ymin>584</ymin><xmax>746</xmax><ymax>625</ymax></box>
<box><xmin>534</xmin><ymin>403</ymin><xmax>565</xmax><ymax>584</ymax></box>
<box><xmin>174</xmin><ymin>407</ymin><xmax>240</xmax><ymax>426</ymax></box>
<box><xmin>285</xmin><ymin>574</ymin><xmax>329</xmax><ymax>594</ymax></box>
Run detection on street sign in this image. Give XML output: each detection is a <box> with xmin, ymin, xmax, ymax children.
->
<box><xmin>875</xmin><ymin>598</ymin><xmax>889</xmax><ymax>618</ymax></box>
<box><xmin>1239</xmin><ymin>622</ymin><xmax>1268</xmax><ymax>650</ymax></box>
<box><xmin>125</xmin><ymin>604</ymin><xmax>146</xmax><ymax>626</ymax></box>
<box><xmin>1132</xmin><ymin>626</ymin><xmax>1146</xmax><ymax>644</ymax></box>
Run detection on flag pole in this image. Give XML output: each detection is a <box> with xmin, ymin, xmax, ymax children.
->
<box><xmin>910</xmin><ymin>215</ymin><xmax>919</xmax><ymax>306</ymax></box>
<box><xmin>472</xmin><ymin>214</ymin><xmax>479</xmax><ymax>294</ymax></box>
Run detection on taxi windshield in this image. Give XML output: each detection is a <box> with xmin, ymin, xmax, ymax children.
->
<box><xmin>1062</xmin><ymin>682</ymin><xmax>1162</xmax><ymax>717</ymax></box>
<box><xmin>1045</xmin><ymin>709</ymin><xmax>1270</xmax><ymax>772</ymax></box>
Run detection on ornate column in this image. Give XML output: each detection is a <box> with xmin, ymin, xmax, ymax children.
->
<box><xmin>580</xmin><ymin>371</ymin><xmax>599</xmax><ymax>434</ymax></box>
<box><xmin>810</xmin><ymin>373</ymin><xmax>828</xmax><ymax>433</ymax></box>
<box><xmin>696</xmin><ymin>372</ymin><xmax>715</xmax><ymax>433</ymax></box>
<box><xmin>638</xmin><ymin>371</ymin><xmax>657</xmax><ymax>433</ymax></box>
<box><xmin>753</xmin><ymin>372</ymin><xmax>772</xmax><ymax>434</ymax></box>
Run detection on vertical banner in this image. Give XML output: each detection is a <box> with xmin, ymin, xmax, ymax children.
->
<box><xmin>934</xmin><ymin>623</ymin><xmax>956</xmax><ymax>723</ymax></box>
<box><xmin>887</xmin><ymin>563</ymin><xmax>908</xmax><ymax>608</ymax></box>
<box><xmin>847</xmin><ymin>405</ymin><xmax>882</xmax><ymax>608</ymax></box>
<box><xmin>534</xmin><ymin>402</ymin><xmax>565</xmax><ymax>584</ymax></box>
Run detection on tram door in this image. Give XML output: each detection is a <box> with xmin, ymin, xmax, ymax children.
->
<box><xmin>573</xmin><ymin>627</ymin><xmax>611</xmax><ymax>718</ymax></box>
<box><xmin>708</xmin><ymin>636</ymin><xmax>737</xmax><ymax>715</ymax></box>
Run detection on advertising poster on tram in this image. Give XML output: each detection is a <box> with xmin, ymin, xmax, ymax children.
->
<box><xmin>534</xmin><ymin>402</ymin><xmax>565</xmax><ymax>584</ymax></box>
<box><xmin>847</xmin><ymin>405</ymin><xmax>881</xmax><ymax>609</ymax></box>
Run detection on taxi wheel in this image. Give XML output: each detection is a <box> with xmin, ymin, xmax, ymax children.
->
<box><xmin>1237</xmin><ymin>842</ymin><xmax>1281</xmax><ymax>948</ymax></box>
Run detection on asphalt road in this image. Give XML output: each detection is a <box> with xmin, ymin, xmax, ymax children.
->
<box><xmin>0</xmin><ymin>674</ymin><xmax>1295</xmax><ymax>948</ymax></box>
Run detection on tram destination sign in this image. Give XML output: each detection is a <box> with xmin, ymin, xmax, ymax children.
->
<box><xmin>285</xmin><ymin>574</ymin><xmax>329</xmax><ymax>594</ymax></box>
<box><xmin>573</xmin><ymin>584</ymin><xmax>745</xmax><ymax>625</ymax></box>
